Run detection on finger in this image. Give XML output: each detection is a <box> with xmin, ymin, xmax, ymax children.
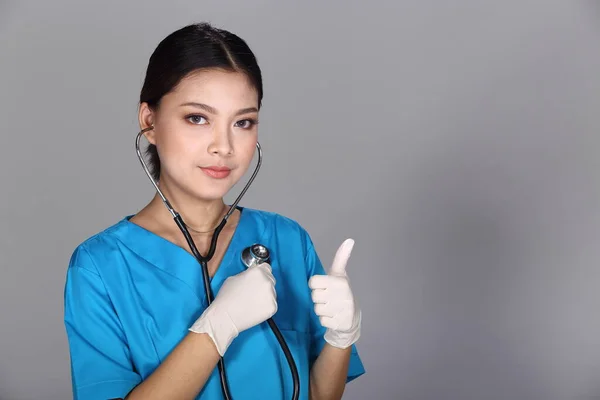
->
<box><xmin>257</xmin><ymin>263</ymin><xmax>276</xmax><ymax>285</ymax></box>
<box><xmin>319</xmin><ymin>316</ymin><xmax>338</xmax><ymax>330</ymax></box>
<box><xmin>256</xmin><ymin>262</ymin><xmax>272</xmax><ymax>274</ymax></box>
<box><xmin>308</xmin><ymin>275</ymin><xmax>330</xmax><ymax>290</ymax></box>
<box><xmin>329</xmin><ymin>238</ymin><xmax>355</xmax><ymax>277</ymax></box>
<box><xmin>314</xmin><ymin>303</ymin><xmax>333</xmax><ymax>318</ymax></box>
<box><xmin>311</xmin><ymin>289</ymin><xmax>328</xmax><ymax>304</ymax></box>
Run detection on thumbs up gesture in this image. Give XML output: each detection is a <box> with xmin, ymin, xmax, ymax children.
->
<box><xmin>308</xmin><ymin>239</ymin><xmax>361</xmax><ymax>349</ymax></box>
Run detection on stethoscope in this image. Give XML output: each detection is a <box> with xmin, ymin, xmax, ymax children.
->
<box><xmin>135</xmin><ymin>127</ymin><xmax>300</xmax><ymax>400</ymax></box>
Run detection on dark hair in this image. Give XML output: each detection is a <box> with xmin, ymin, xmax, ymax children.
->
<box><xmin>139</xmin><ymin>22</ymin><xmax>263</xmax><ymax>180</ymax></box>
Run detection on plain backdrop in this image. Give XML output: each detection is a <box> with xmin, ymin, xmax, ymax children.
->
<box><xmin>1</xmin><ymin>1</ymin><xmax>600</xmax><ymax>399</ymax></box>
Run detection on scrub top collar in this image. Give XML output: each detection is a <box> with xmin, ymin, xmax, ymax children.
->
<box><xmin>111</xmin><ymin>206</ymin><xmax>257</xmax><ymax>306</ymax></box>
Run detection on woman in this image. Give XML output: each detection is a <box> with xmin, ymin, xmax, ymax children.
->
<box><xmin>63</xmin><ymin>22</ymin><xmax>364</xmax><ymax>400</ymax></box>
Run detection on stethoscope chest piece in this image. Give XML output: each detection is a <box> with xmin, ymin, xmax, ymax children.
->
<box><xmin>241</xmin><ymin>244</ymin><xmax>270</xmax><ymax>268</ymax></box>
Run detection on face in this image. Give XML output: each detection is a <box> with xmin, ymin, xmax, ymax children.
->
<box><xmin>139</xmin><ymin>69</ymin><xmax>259</xmax><ymax>202</ymax></box>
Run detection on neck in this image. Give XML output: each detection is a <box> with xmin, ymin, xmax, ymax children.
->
<box><xmin>149</xmin><ymin>179</ymin><xmax>229</xmax><ymax>233</ymax></box>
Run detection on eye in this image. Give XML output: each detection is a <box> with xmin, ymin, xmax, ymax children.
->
<box><xmin>235</xmin><ymin>119</ymin><xmax>258</xmax><ymax>129</ymax></box>
<box><xmin>185</xmin><ymin>114</ymin><xmax>208</xmax><ymax>125</ymax></box>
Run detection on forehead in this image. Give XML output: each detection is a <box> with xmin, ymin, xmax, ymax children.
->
<box><xmin>165</xmin><ymin>69</ymin><xmax>259</xmax><ymax>109</ymax></box>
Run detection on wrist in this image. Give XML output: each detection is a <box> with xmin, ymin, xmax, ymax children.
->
<box><xmin>185</xmin><ymin>330</ymin><xmax>221</xmax><ymax>360</ymax></box>
<box><xmin>323</xmin><ymin>310</ymin><xmax>361</xmax><ymax>349</ymax></box>
<box><xmin>324</xmin><ymin>328</ymin><xmax>359</xmax><ymax>349</ymax></box>
<box><xmin>189</xmin><ymin>305</ymin><xmax>239</xmax><ymax>356</ymax></box>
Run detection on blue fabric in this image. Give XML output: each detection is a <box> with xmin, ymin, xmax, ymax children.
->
<box><xmin>64</xmin><ymin>207</ymin><xmax>365</xmax><ymax>399</ymax></box>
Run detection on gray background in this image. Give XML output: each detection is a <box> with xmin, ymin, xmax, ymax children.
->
<box><xmin>1</xmin><ymin>1</ymin><xmax>600</xmax><ymax>399</ymax></box>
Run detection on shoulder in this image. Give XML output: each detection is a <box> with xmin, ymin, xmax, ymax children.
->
<box><xmin>242</xmin><ymin>208</ymin><xmax>325</xmax><ymax>278</ymax></box>
<box><xmin>241</xmin><ymin>206</ymin><xmax>310</xmax><ymax>236</ymax></box>
<box><xmin>67</xmin><ymin>217</ymin><xmax>132</xmax><ymax>275</ymax></box>
<box><xmin>241</xmin><ymin>207</ymin><xmax>315</xmax><ymax>250</ymax></box>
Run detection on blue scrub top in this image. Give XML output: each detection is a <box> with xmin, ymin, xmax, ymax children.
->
<box><xmin>64</xmin><ymin>207</ymin><xmax>365</xmax><ymax>399</ymax></box>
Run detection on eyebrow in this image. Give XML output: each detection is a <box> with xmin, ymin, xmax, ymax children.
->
<box><xmin>180</xmin><ymin>102</ymin><xmax>258</xmax><ymax>116</ymax></box>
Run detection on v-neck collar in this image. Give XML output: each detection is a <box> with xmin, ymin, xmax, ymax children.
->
<box><xmin>113</xmin><ymin>206</ymin><xmax>254</xmax><ymax>306</ymax></box>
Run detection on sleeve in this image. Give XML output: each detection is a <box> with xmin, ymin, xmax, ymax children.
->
<box><xmin>303</xmin><ymin>231</ymin><xmax>366</xmax><ymax>383</ymax></box>
<box><xmin>63</xmin><ymin>246</ymin><xmax>142</xmax><ymax>400</ymax></box>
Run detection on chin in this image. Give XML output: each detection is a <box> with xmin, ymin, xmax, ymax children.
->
<box><xmin>184</xmin><ymin>183</ymin><xmax>228</xmax><ymax>201</ymax></box>
<box><xmin>194</xmin><ymin>192</ymin><xmax>229</xmax><ymax>202</ymax></box>
<box><xmin>168</xmin><ymin>170</ymin><xmax>243</xmax><ymax>202</ymax></box>
<box><xmin>194</xmin><ymin>182</ymin><xmax>235</xmax><ymax>202</ymax></box>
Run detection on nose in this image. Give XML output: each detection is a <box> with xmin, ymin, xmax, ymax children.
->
<box><xmin>207</xmin><ymin>125</ymin><xmax>234</xmax><ymax>156</ymax></box>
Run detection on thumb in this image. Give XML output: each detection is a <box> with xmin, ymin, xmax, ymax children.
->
<box><xmin>329</xmin><ymin>238</ymin><xmax>355</xmax><ymax>276</ymax></box>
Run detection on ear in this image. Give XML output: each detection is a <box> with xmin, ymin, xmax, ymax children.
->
<box><xmin>138</xmin><ymin>102</ymin><xmax>157</xmax><ymax>145</ymax></box>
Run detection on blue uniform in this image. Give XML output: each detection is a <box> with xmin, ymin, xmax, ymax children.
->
<box><xmin>63</xmin><ymin>207</ymin><xmax>365</xmax><ymax>399</ymax></box>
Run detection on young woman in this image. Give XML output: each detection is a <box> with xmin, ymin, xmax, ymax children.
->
<box><xmin>63</xmin><ymin>22</ymin><xmax>364</xmax><ymax>400</ymax></box>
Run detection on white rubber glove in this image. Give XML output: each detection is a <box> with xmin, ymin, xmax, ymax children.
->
<box><xmin>308</xmin><ymin>239</ymin><xmax>361</xmax><ymax>349</ymax></box>
<box><xmin>189</xmin><ymin>263</ymin><xmax>278</xmax><ymax>356</ymax></box>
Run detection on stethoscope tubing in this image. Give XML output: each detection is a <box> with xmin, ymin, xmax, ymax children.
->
<box><xmin>135</xmin><ymin>128</ymin><xmax>299</xmax><ymax>400</ymax></box>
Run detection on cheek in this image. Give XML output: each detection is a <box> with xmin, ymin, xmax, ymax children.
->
<box><xmin>156</xmin><ymin>130</ymin><xmax>203</xmax><ymax>169</ymax></box>
<box><xmin>238</xmin><ymin>138</ymin><xmax>258</xmax><ymax>165</ymax></box>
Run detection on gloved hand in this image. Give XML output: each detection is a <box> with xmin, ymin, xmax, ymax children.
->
<box><xmin>308</xmin><ymin>239</ymin><xmax>361</xmax><ymax>349</ymax></box>
<box><xmin>189</xmin><ymin>263</ymin><xmax>278</xmax><ymax>356</ymax></box>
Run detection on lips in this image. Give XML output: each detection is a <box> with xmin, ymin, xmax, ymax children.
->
<box><xmin>200</xmin><ymin>166</ymin><xmax>232</xmax><ymax>179</ymax></box>
<box><xmin>203</xmin><ymin>166</ymin><xmax>231</xmax><ymax>172</ymax></box>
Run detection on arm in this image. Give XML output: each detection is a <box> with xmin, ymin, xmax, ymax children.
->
<box><xmin>304</xmin><ymin>236</ymin><xmax>365</xmax><ymax>400</ymax></box>
<box><xmin>64</xmin><ymin>246</ymin><xmax>277</xmax><ymax>400</ymax></box>
<box><xmin>124</xmin><ymin>332</ymin><xmax>219</xmax><ymax>400</ymax></box>
<box><xmin>309</xmin><ymin>344</ymin><xmax>352</xmax><ymax>400</ymax></box>
<box><xmin>64</xmin><ymin>262</ymin><xmax>221</xmax><ymax>400</ymax></box>
<box><xmin>127</xmin><ymin>260</ymin><xmax>279</xmax><ymax>399</ymax></box>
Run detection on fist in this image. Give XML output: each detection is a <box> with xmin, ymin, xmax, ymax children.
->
<box><xmin>308</xmin><ymin>239</ymin><xmax>361</xmax><ymax>349</ymax></box>
<box><xmin>189</xmin><ymin>262</ymin><xmax>278</xmax><ymax>356</ymax></box>
<box><xmin>219</xmin><ymin>262</ymin><xmax>278</xmax><ymax>332</ymax></box>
